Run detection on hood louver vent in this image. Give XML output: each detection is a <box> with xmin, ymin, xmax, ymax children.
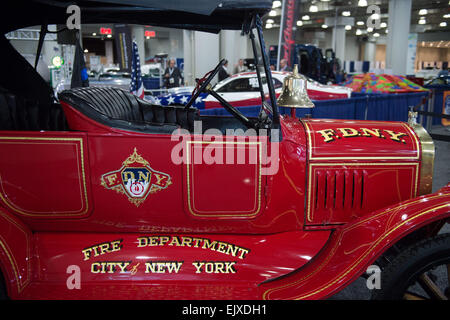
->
<box><xmin>315</xmin><ymin>169</ymin><xmax>368</xmax><ymax>211</ymax></box>
<box><xmin>310</xmin><ymin>169</ymin><xmax>368</xmax><ymax>225</ymax></box>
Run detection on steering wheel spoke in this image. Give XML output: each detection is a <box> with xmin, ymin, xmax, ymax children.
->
<box><xmin>184</xmin><ymin>59</ymin><xmax>256</xmax><ymax>130</ymax></box>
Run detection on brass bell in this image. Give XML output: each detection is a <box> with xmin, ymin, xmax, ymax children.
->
<box><xmin>277</xmin><ymin>64</ymin><xmax>314</xmax><ymax>115</ymax></box>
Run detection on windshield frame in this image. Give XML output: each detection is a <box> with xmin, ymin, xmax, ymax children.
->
<box><xmin>247</xmin><ymin>14</ymin><xmax>280</xmax><ymax>130</ymax></box>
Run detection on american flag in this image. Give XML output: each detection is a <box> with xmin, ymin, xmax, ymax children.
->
<box><xmin>130</xmin><ymin>41</ymin><xmax>144</xmax><ymax>99</ymax></box>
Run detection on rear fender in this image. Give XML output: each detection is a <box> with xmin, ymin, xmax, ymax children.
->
<box><xmin>0</xmin><ymin>207</ymin><xmax>33</xmax><ymax>298</ymax></box>
<box><xmin>259</xmin><ymin>185</ymin><xmax>450</xmax><ymax>300</ymax></box>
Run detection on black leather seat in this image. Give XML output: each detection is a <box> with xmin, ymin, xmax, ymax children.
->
<box><xmin>59</xmin><ymin>87</ymin><xmax>199</xmax><ymax>133</ymax></box>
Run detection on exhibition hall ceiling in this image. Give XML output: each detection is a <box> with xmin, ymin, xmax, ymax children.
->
<box><xmin>264</xmin><ymin>0</ymin><xmax>450</xmax><ymax>34</ymax></box>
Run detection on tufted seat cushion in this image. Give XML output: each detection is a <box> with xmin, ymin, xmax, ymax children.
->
<box><xmin>59</xmin><ymin>87</ymin><xmax>199</xmax><ymax>133</ymax></box>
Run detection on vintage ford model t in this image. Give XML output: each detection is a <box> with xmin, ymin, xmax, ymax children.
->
<box><xmin>0</xmin><ymin>0</ymin><xmax>448</xmax><ymax>300</ymax></box>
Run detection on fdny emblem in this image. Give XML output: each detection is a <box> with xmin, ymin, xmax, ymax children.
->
<box><xmin>100</xmin><ymin>148</ymin><xmax>172</xmax><ymax>207</ymax></box>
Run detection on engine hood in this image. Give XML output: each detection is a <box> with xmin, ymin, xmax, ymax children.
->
<box><xmin>301</xmin><ymin>119</ymin><xmax>420</xmax><ymax>161</ymax></box>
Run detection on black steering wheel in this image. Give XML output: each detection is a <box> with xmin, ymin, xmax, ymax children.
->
<box><xmin>184</xmin><ymin>59</ymin><xmax>255</xmax><ymax>129</ymax></box>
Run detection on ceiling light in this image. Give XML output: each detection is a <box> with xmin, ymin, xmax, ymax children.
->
<box><xmin>345</xmin><ymin>25</ymin><xmax>352</xmax><ymax>30</ymax></box>
<box><xmin>357</xmin><ymin>21</ymin><xmax>364</xmax><ymax>26</ymax></box>
<box><xmin>296</xmin><ymin>20</ymin><xmax>303</xmax><ymax>26</ymax></box>
<box><xmin>84</xmin><ymin>49</ymin><xmax>88</xmax><ymax>53</ymax></box>
<box><xmin>370</xmin><ymin>13</ymin><xmax>380</xmax><ymax>20</ymax></box>
<box><xmin>373</xmin><ymin>33</ymin><xmax>380</xmax><ymax>37</ymax></box>
<box><xmin>358</xmin><ymin>0</ymin><xmax>368</xmax><ymax>6</ymax></box>
<box><xmin>367</xmin><ymin>27</ymin><xmax>373</xmax><ymax>32</ymax></box>
<box><xmin>419</xmin><ymin>9</ymin><xmax>428</xmax><ymax>15</ymax></box>
<box><xmin>272</xmin><ymin>0</ymin><xmax>281</xmax><ymax>8</ymax></box>
<box><xmin>92</xmin><ymin>32</ymin><xmax>97</xmax><ymax>36</ymax></box>
<box><xmin>310</xmin><ymin>5</ymin><xmax>318</xmax><ymax>13</ymax></box>
<box><xmin>146</xmin><ymin>36</ymin><xmax>150</xmax><ymax>40</ymax></box>
<box><xmin>302</xmin><ymin>15</ymin><xmax>310</xmax><ymax>21</ymax></box>
<box><xmin>106</xmin><ymin>34</ymin><xmax>112</xmax><ymax>38</ymax></box>
<box><xmin>444</xmin><ymin>14</ymin><xmax>450</xmax><ymax>18</ymax></box>
<box><xmin>385</xmin><ymin>29</ymin><xmax>388</xmax><ymax>33</ymax></box>
<box><xmin>342</xmin><ymin>11</ymin><xmax>351</xmax><ymax>17</ymax></box>
<box><xmin>266</xmin><ymin>23</ymin><xmax>273</xmax><ymax>29</ymax></box>
<box><xmin>269</xmin><ymin>10</ymin><xmax>277</xmax><ymax>16</ymax></box>
<box><xmin>440</xmin><ymin>21</ymin><xmax>448</xmax><ymax>27</ymax></box>
<box><xmin>356</xmin><ymin>29</ymin><xmax>362</xmax><ymax>35</ymax></box>
<box><xmin>380</xmin><ymin>22</ymin><xmax>387</xmax><ymax>28</ymax></box>
<box><xmin>418</xmin><ymin>19</ymin><xmax>426</xmax><ymax>24</ymax></box>
<box><xmin>322</xmin><ymin>24</ymin><xmax>328</xmax><ymax>29</ymax></box>
<box><xmin>266</xmin><ymin>19</ymin><xmax>274</xmax><ymax>24</ymax></box>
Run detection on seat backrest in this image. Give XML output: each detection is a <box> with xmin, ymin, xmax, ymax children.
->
<box><xmin>65</xmin><ymin>87</ymin><xmax>143</xmax><ymax>122</ymax></box>
<box><xmin>59</xmin><ymin>87</ymin><xmax>199</xmax><ymax>133</ymax></box>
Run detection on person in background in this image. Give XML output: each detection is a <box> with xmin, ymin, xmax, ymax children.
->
<box><xmin>438</xmin><ymin>62</ymin><xmax>449</xmax><ymax>77</ymax></box>
<box><xmin>270</xmin><ymin>65</ymin><xmax>275</xmax><ymax>71</ymax></box>
<box><xmin>279</xmin><ymin>59</ymin><xmax>292</xmax><ymax>72</ymax></box>
<box><xmin>163</xmin><ymin>59</ymin><xmax>183</xmax><ymax>88</ymax></box>
<box><xmin>218</xmin><ymin>60</ymin><xmax>230</xmax><ymax>82</ymax></box>
<box><xmin>233</xmin><ymin>59</ymin><xmax>246</xmax><ymax>74</ymax></box>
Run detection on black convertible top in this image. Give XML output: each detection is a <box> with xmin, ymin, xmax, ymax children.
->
<box><xmin>1</xmin><ymin>0</ymin><xmax>272</xmax><ymax>33</ymax></box>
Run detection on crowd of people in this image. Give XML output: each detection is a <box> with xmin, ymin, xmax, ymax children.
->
<box><xmin>218</xmin><ymin>59</ymin><xmax>248</xmax><ymax>82</ymax></box>
<box><xmin>162</xmin><ymin>57</ymin><xmax>300</xmax><ymax>89</ymax></box>
<box><xmin>163</xmin><ymin>58</ymin><xmax>250</xmax><ymax>88</ymax></box>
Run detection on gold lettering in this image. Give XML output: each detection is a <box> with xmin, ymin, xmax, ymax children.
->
<box><xmin>224</xmin><ymin>262</ymin><xmax>236</xmax><ymax>273</ymax></box>
<box><xmin>225</xmin><ymin>244</ymin><xmax>239</xmax><ymax>257</ymax></box>
<box><xmin>137</xmin><ymin>237</ymin><xmax>148</xmax><ymax>247</ymax></box>
<box><xmin>106</xmin><ymin>173</ymin><xmax>118</xmax><ymax>186</ymax></box>
<box><xmin>215</xmin><ymin>262</ymin><xmax>224</xmax><ymax>273</ymax></box>
<box><xmin>148</xmin><ymin>236</ymin><xmax>159</xmax><ymax>246</ymax></box>
<box><xmin>122</xmin><ymin>171</ymin><xmax>135</xmax><ymax>182</ymax></box>
<box><xmin>191</xmin><ymin>261</ymin><xmax>237</xmax><ymax>274</ymax></box>
<box><xmin>145</xmin><ymin>261</ymin><xmax>184</xmax><ymax>273</ymax></box>
<box><xmin>360</xmin><ymin>128</ymin><xmax>382</xmax><ymax>138</ymax></box>
<box><xmin>238</xmin><ymin>248</ymin><xmax>250</xmax><ymax>259</ymax></box>
<box><xmin>181</xmin><ymin>237</ymin><xmax>193</xmax><ymax>247</ymax></box>
<box><xmin>154</xmin><ymin>173</ymin><xmax>167</xmax><ymax>186</ymax></box>
<box><xmin>106</xmin><ymin>262</ymin><xmax>116</xmax><ymax>273</ymax></box>
<box><xmin>384</xmin><ymin>130</ymin><xmax>407</xmax><ymax>142</ymax></box>
<box><xmin>337</xmin><ymin>128</ymin><xmax>359</xmax><ymax>137</ymax></box>
<box><xmin>82</xmin><ymin>248</ymin><xmax>92</xmax><ymax>261</ymax></box>
<box><xmin>145</xmin><ymin>262</ymin><xmax>157</xmax><ymax>273</ymax></box>
<box><xmin>216</xmin><ymin>242</ymin><xmax>227</xmax><ymax>254</ymax></box>
<box><xmin>82</xmin><ymin>240</ymin><xmax>123</xmax><ymax>260</ymax></box>
<box><xmin>159</xmin><ymin>236</ymin><xmax>170</xmax><ymax>246</ymax></box>
<box><xmin>138</xmin><ymin>171</ymin><xmax>150</xmax><ymax>182</ymax></box>
<box><xmin>202</xmin><ymin>239</ymin><xmax>217</xmax><ymax>251</ymax></box>
<box><xmin>317</xmin><ymin>129</ymin><xmax>336</xmax><ymax>142</ymax></box>
<box><xmin>110</xmin><ymin>240</ymin><xmax>122</xmax><ymax>252</ymax></box>
<box><xmin>204</xmin><ymin>262</ymin><xmax>214</xmax><ymax>273</ymax></box>
<box><xmin>156</xmin><ymin>263</ymin><xmax>165</xmax><ymax>273</ymax></box>
<box><xmin>98</xmin><ymin>243</ymin><xmax>110</xmax><ymax>255</ymax></box>
<box><xmin>116</xmin><ymin>262</ymin><xmax>130</xmax><ymax>273</ymax></box>
<box><xmin>168</xmin><ymin>236</ymin><xmax>181</xmax><ymax>246</ymax></box>
<box><xmin>192</xmin><ymin>262</ymin><xmax>204</xmax><ymax>273</ymax></box>
<box><xmin>165</xmin><ymin>262</ymin><xmax>183</xmax><ymax>273</ymax></box>
<box><xmin>91</xmin><ymin>262</ymin><xmax>101</xmax><ymax>273</ymax></box>
<box><xmin>191</xmin><ymin>237</ymin><xmax>203</xmax><ymax>248</ymax></box>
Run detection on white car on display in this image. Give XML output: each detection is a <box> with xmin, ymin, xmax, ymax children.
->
<box><xmin>156</xmin><ymin>71</ymin><xmax>352</xmax><ymax>109</ymax></box>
